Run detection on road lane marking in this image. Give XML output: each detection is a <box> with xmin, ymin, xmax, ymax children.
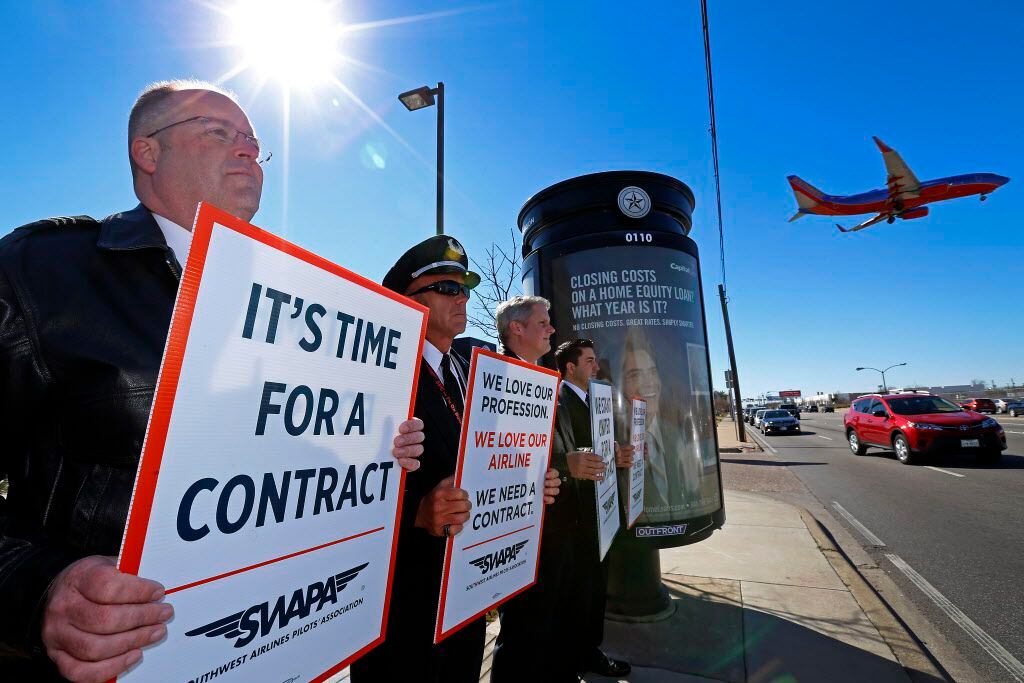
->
<box><xmin>925</xmin><ymin>466</ymin><xmax>965</xmax><ymax>478</ymax></box>
<box><xmin>816</xmin><ymin>435</ymin><xmax>833</xmax><ymax>440</ymax></box>
<box><xmin>1006</xmin><ymin>430</ymin><xmax>1024</xmax><ymax>435</ymax></box>
<box><xmin>885</xmin><ymin>553</ymin><xmax>1024</xmax><ymax>683</ymax></box>
<box><xmin>748</xmin><ymin>431</ymin><xmax>778</xmax><ymax>454</ymax></box>
<box><xmin>831</xmin><ymin>502</ymin><xmax>886</xmax><ymax>547</ymax></box>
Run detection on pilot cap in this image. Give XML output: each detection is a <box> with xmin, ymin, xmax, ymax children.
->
<box><xmin>383</xmin><ymin>235</ymin><xmax>481</xmax><ymax>294</ymax></box>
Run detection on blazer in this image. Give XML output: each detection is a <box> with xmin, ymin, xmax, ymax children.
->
<box><xmin>548</xmin><ymin>382</ymin><xmax>598</xmax><ymax>532</ymax></box>
<box><xmin>385</xmin><ymin>352</ymin><xmax>469</xmax><ymax>639</ymax></box>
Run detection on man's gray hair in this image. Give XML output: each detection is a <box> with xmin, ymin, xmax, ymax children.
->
<box><xmin>127</xmin><ymin>79</ymin><xmax>237</xmax><ymax>172</ymax></box>
<box><xmin>495</xmin><ymin>295</ymin><xmax>550</xmax><ymax>345</ymax></box>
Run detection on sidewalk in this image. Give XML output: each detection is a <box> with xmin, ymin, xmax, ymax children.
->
<box><xmin>477</xmin><ymin>418</ymin><xmax>945</xmax><ymax>682</ymax></box>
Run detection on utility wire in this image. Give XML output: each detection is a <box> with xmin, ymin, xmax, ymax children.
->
<box><xmin>699</xmin><ymin>0</ymin><xmax>727</xmax><ymax>294</ymax></box>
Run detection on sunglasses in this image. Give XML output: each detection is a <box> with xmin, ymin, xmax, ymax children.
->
<box><xmin>409</xmin><ymin>280</ymin><xmax>471</xmax><ymax>298</ymax></box>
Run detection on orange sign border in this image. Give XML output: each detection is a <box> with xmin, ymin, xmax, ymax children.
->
<box><xmin>115</xmin><ymin>202</ymin><xmax>429</xmax><ymax>682</ymax></box>
<box><xmin>433</xmin><ymin>347</ymin><xmax>561</xmax><ymax>643</ymax></box>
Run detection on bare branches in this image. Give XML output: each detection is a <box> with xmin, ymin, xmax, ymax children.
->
<box><xmin>468</xmin><ymin>227</ymin><xmax>522</xmax><ymax>340</ymax></box>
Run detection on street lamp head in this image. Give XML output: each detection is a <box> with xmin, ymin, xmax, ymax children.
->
<box><xmin>855</xmin><ymin>367</ymin><xmax>865</xmax><ymax>371</ymax></box>
<box><xmin>398</xmin><ymin>85</ymin><xmax>436</xmax><ymax>111</ymax></box>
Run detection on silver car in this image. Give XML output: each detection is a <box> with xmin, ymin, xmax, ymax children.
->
<box><xmin>760</xmin><ymin>409</ymin><xmax>801</xmax><ymax>435</ymax></box>
<box><xmin>753</xmin><ymin>409</ymin><xmax>769</xmax><ymax>429</ymax></box>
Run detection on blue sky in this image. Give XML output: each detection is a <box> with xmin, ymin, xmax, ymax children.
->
<box><xmin>1</xmin><ymin>1</ymin><xmax>1021</xmax><ymax>398</ymax></box>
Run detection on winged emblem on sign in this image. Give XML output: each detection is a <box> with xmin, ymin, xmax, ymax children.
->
<box><xmin>185</xmin><ymin>563</ymin><xmax>368</xmax><ymax>645</ymax></box>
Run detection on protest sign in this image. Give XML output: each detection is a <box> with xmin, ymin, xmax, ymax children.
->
<box><xmin>589</xmin><ymin>379</ymin><xmax>620</xmax><ymax>559</ymax></box>
<box><xmin>626</xmin><ymin>398</ymin><xmax>647</xmax><ymax>528</ymax></box>
<box><xmin>435</xmin><ymin>348</ymin><xmax>559</xmax><ymax>643</ymax></box>
<box><xmin>116</xmin><ymin>203</ymin><xmax>427</xmax><ymax>683</ymax></box>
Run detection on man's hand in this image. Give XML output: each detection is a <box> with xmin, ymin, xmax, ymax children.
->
<box><xmin>392</xmin><ymin>417</ymin><xmax>425</xmax><ymax>471</ymax></box>
<box><xmin>41</xmin><ymin>556</ymin><xmax>173</xmax><ymax>683</ymax></box>
<box><xmin>415</xmin><ymin>475</ymin><xmax>471</xmax><ymax>537</ymax></box>
<box><xmin>615</xmin><ymin>442</ymin><xmax>635</xmax><ymax>468</ymax></box>
<box><xmin>566</xmin><ymin>451</ymin><xmax>605</xmax><ymax>481</ymax></box>
<box><xmin>543</xmin><ymin>467</ymin><xmax>561</xmax><ymax>504</ymax></box>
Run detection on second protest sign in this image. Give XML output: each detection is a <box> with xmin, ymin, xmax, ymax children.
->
<box><xmin>435</xmin><ymin>348</ymin><xmax>559</xmax><ymax>642</ymax></box>
<box><xmin>590</xmin><ymin>379</ymin><xmax>620</xmax><ymax>560</ymax></box>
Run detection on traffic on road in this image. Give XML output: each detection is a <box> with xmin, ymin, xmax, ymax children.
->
<box><xmin>737</xmin><ymin>400</ymin><xmax>1024</xmax><ymax>683</ymax></box>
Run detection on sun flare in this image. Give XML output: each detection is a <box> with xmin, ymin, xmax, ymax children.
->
<box><xmin>226</xmin><ymin>0</ymin><xmax>341</xmax><ymax>89</ymax></box>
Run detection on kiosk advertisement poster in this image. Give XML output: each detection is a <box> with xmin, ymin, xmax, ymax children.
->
<box><xmin>626</xmin><ymin>398</ymin><xmax>647</xmax><ymax>528</ymax></box>
<box><xmin>116</xmin><ymin>204</ymin><xmax>427</xmax><ymax>683</ymax></box>
<box><xmin>551</xmin><ymin>247</ymin><xmax>721</xmax><ymax>527</ymax></box>
<box><xmin>435</xmin><ymin>348</ymin><xmax>560</xmax><ymax>642</ymax></box>
<box><xmin>589</xmin><ymin>379</ymin><xmax>620</xmax><ymax>560</ymax></box>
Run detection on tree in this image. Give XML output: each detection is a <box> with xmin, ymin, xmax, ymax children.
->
<box><xmin>466</xmin><ymin>227</ymin><xmax>522</xmax><ymax>341</ymax></box>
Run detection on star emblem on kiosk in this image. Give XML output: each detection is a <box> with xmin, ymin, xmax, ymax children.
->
<box><xmin>617</xmin><ymin>186</ymin><xmax>652</xmax><ymax>218</ymax></box>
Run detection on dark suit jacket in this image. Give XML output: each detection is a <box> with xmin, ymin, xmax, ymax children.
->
<box><xmin>549</xmin><ymin>382</ymin><xmax>598</xmax><ymax>532</ymax></box>
<box><xmin>386</xmin><ymin>353</ymin><xmax>469</xmax><ymax>640</ymax></box>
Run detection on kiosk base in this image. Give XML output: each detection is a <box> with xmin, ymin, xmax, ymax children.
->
<box><xmin>605</xmin><ymin>542</ymin><xmax>673</xmax><ymax>622</ymax></box>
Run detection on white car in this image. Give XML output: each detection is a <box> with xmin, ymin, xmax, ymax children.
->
<box><xmin>753</xmin><ymin>409</ymin><xmax>769</xmax><ymax>429</ymax></box>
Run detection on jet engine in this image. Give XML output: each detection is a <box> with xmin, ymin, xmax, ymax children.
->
<box><xmin>898</xmin><ymin>207</ymin><xmax>929</xmax><ymax>220</ymax></box>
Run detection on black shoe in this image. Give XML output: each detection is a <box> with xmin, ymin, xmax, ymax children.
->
<box><xmin>586</xmin><ymin>651</ymin><xmax>631</xmax><ymax>677</ymax></box>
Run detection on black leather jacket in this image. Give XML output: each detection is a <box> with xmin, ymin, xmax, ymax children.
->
<box><xmin>0</xmin><ymin>205</ymin><xmax>179</xmax><ymax>672</ymax></box>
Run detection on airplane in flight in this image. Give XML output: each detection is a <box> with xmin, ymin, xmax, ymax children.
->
<box><xmin>787</xmin><ymin>137</ymin><xmax>1009</xmax><ymax>232</ymax></box>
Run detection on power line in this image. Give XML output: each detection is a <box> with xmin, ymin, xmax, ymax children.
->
<box><xmin>699</xmin><ymin>0</ymin><xmax>726</xmax><ymax>293</ymax></box>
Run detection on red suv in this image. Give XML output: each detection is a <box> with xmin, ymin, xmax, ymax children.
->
<box><xmin>959</xmin><ymin>398</ymin><xmax>997</xmax><ymax>414</ymax></box>
<box><xmin>844</xmin><ymin>393</ymin><xmax>1006</xmax><ymax>464</ymax></box>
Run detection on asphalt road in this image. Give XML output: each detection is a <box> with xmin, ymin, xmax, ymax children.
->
<box><xmin>746</xmin><ymin>411</ymin><xmax>1024</xmax><ymax>683</ymax></box>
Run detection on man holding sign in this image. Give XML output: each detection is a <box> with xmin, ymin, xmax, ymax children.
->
<box><xmin>0</xmin><ymin>80</ymin><xmax>425</xmax><ymax>682</ymax></box>
<box><xmin>492</xmin><ymin>338</ymin><xmax>631</xmax><ymax>681</ymax></box>
<box><xmin>353</xmin><ymin>238</ymin><xmax>561</xmax><ymax>683</ymax></box>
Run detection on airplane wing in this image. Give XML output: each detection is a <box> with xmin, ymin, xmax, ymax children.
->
<box><xmin>836</xmin><ymin>213</ymin><xmax>889</xmax><ymax>233</ymax></box>
<box><xmin>874</xmin><ymin>137</ymin><xmax>921</xmax><ymax>199</ymax></box>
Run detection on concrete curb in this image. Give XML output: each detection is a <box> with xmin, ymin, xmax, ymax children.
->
<box><xmin>796</xmin><ymin>507</ymin><xmax>953</xmax><ymax>683</ymax></box>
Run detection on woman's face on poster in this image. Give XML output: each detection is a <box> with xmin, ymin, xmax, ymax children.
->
<box><xmin>623</xmin><ymin>348</ymin><xmax>660</xmax><ymax>421</ymax></box>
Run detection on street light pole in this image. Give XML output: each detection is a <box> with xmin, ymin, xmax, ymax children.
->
<box><xmin>855</xmin><ymin>362</ymin><xmax>907</xmax><ymax>393</ymax></box>
<box><xmin>435</xmin><ymin>81</ymin><xmax>444</xmax><ymax>236</ymax></box>
<box><xmin>398</xmin><ymin>81</ymin><xmax>445</xmax><ymax>235</ymax></box>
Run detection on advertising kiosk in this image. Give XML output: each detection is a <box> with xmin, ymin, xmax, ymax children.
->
<box><xmin>518</xmin><ymin>171</ymin><xmax>725</xmax><ymax>617</ymax></box>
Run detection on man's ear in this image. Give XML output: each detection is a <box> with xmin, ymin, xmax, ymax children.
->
<box><xmin>130</xmin><ymin>137</ymin><xmax>160</xmax><ymax>175</ymax></box>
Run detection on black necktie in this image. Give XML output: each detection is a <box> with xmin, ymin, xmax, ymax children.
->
<box><xmin>440</xmin><ymin>354</ymin><xmax>464</xmax><ymax>415</ymax></box>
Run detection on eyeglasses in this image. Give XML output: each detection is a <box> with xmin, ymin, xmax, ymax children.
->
<box><xmin>408</xmin><ymin>280</ymin><xmax>471</xmax><ymax>298</ymax></box>
<box><xmin>146</xmin><ymin>115</ymin><xmax>272</xmax><ymax>165</ymax></box>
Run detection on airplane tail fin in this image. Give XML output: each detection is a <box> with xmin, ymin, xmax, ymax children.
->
<box><xmin>788</xmin><ymin>211</ymin><xmax>806</xmax><ymax>222</ymax></box>
<box><xmin>787</xmin><ymin>175</ymin><xmax>827</xmax><ymax>210</ymax></box>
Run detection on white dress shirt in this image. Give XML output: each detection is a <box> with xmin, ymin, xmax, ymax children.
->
<box><xmin>565</xmin><ymin>380</ymin><xmax>588</xmax><ymax>405</ymax></box>
<box><xmin>422</xmin><ymin>340</ymin><xmax>466</xmax><ymax>396</ymax></box>
<box><xmin>151</xmin><ymin>212</ymin><xmax>192</xmax><ymax>265</ymax></box>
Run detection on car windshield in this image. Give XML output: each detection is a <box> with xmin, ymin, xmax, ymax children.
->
<box><xmin>764</xmin><ymin>410</ymin><xmax>790</xmax><ymax>418</ymax></box>
<box><xmin>886</xmin><ymin>396</ymin><xmax>963</xmax><ymax>415</ymax></box>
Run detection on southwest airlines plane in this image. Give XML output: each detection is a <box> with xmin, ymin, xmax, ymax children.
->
<box><xmin>788</xmin><ymin>137</ymin><xmax>1009</xmax><ymax>233</ymax></box>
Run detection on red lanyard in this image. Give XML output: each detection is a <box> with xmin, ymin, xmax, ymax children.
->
<box><xmin>424</xmin><ymin>361</ymin><xmax>462</xmax><ymax>425</ymax></box>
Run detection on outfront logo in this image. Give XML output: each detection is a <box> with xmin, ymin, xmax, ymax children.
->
<box><xmin>469</xmin><ymin>540</ymin><xmax>528</xmax><ymax>575</ymax></box>
<box><xmin>186</xmin><ymin>563</ymin><xmax>368</xmax><ymax>648</ymax></box>
<box><xmin>617</xmin><ymin>186</ymin><xmax>651</xmax><ymax>219</ymax></box>
<box><xmin>636</xmin><ymin>524</ymin><xmax>688</xmax><ymax>538</ymax></box>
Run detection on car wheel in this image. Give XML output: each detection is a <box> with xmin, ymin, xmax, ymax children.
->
<box><xmin>848</xmin><ymin>430</ymin><xmax>867</xmax><ymax>455</ymax></box>
<box><xmin>1012</xmin><ymin>410</ymin><xmax>1019</xmax><ymax>417</ymax></box>
<box><xmin>893</xmin><ymin>434</ymin><xmax>916</xmax><ymax>465</ymax></box>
